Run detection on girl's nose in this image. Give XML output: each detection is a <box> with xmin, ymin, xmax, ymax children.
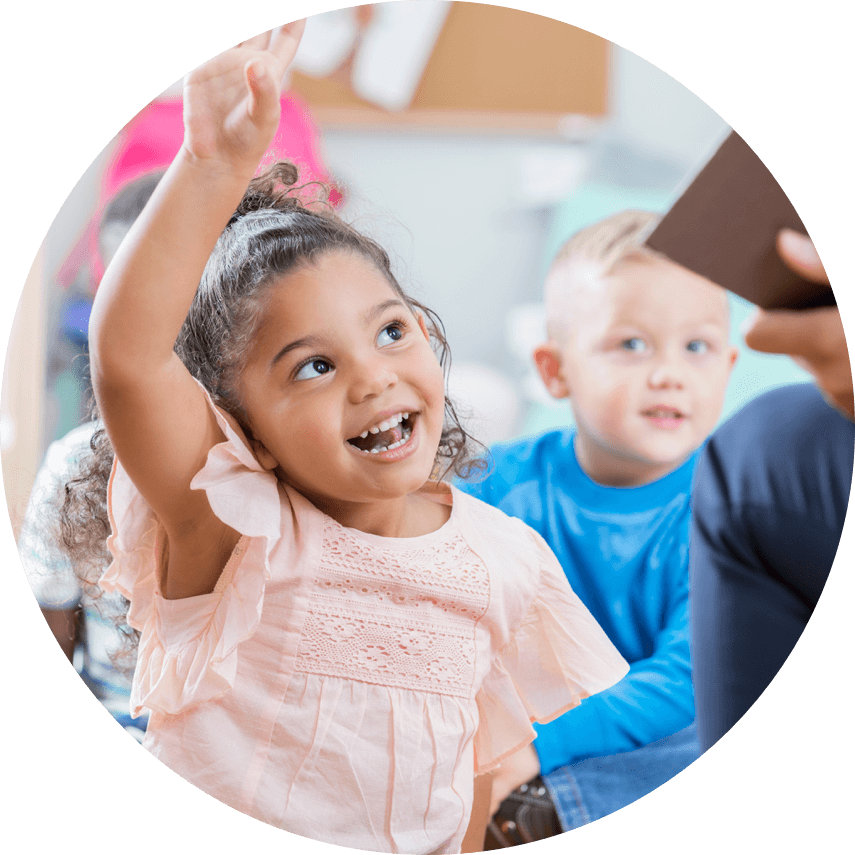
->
<box><xmin>348</xmin><ymin>358</ymin><xmax>399</xmax><ymax>403</ymax></box>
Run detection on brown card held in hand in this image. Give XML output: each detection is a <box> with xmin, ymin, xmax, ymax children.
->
<box><xmin>644</xmin><ymin>131</ymin><xmax>834</xmax><ymax>310</ymax></box>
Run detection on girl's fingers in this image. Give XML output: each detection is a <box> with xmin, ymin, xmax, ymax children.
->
<box><xmin>235</xmin><ymin>20</ymin><xmax>305</xmax><ymax>99</ymax></box>
<box><xmin>268</xmin><ymin>19</ymin><xmax>307</xmax><ymax>68</ymax></box>
<box><xmin>244</xmin><ymin>60</ymin><xmax>279</xmax><ymax>123</ymax></box>
<box><xmin>235</xmin><ymin>29</ymin><xmax>274</xmax><ymax>52</ymax></box>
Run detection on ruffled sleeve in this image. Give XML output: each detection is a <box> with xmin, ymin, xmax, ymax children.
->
<box><xmin>474</xmin><ymin>529</ymin><xmax>629</xmax><ymax>773</ymax></box>
<box><xmin>99</xmin><ymin>387</ymin><xmax>283</xmax><ymax>717</ymax></box>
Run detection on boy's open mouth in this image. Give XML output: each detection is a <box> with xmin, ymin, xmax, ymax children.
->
<box><xmin>642</xmin><ymin>407</ymin><xmax>686</xmax><ymax>420</ymax></box>
<box><xmin>347</xmin><ymin>412</ymin><xmax>416</xmax><ymax>454</ymax></box>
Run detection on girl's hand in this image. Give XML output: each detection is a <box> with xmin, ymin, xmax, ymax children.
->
<box><xmin>743</xmin><ymin>230</ymin><xmax>853</xmax><ymax>420</ymax></box>
<box><xmin>183</xmin><ymin>20</ymin><xmax>306</xmax><ymax>173</ymax></box>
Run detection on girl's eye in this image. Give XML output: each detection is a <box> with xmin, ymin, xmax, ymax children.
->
<box><xmin>620</xmin><ymin>337</ymin><xmax>647</xmax><ymax>352</ymax></box>
<box><xmin>377</xmin><ymin>322</ymin><xmax>405</xmax><ymax>347</ymax></box>
<box><xmin>686</xmin><ymin>339</ymin><xmax>710</xmax><ymax>354</ymax></box>
<box><xmin>294</xmin><ymin>358</ymin><xmax>333</xmax><ymax>381</ymax></box>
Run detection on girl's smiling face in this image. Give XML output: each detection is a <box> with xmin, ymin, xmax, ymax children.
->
<box><xmin>237</xmin><ymin>250</ymin><xmax>446</xmax><ymax>520</ymax></box>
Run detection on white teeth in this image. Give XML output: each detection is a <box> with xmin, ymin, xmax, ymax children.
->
<box><xmin>362</xmin><ymin>412</ymin><xmax>409</xmax><ymax>436</ymax></box>
<box><xmin>360</xmin><ymin>431</ymin><xmax>368</xmax><ymax>439</ymax></box>
<box><xmin>357</xmin><ymin>422</ymin><xmax>413</xmax><ymax>455</ymax></box>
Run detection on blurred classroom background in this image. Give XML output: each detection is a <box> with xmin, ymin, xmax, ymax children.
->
<box><xmin>2</xmin><ymin>1</ymin><xmax>810</xmax><ymax>532</ymax></box>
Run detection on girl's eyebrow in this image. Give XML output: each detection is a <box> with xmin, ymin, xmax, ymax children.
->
<box><xmin>363</xmin><ymin>299</ymin><xmax>406</xmax><ymax>325</ymax></box>
<box><xmin>270</xmin><ymin>300</ymin><xmax>406</xmax><ymax>368</ymax></box>
<box><xmin>270</xmin><ymin>334</ymin><xmax>326</xmax><ymax>369</ymax></box>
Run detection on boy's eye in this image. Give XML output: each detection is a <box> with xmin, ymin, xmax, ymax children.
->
<box><xmin>686</xmin><ymin>339</ymin><xmax>709</xmax><ymax>354</ymax></box>
<box><xmin>620</xmin><ymin>337</ymin><xmax>647</xmax><ymax>352</ymax></box>
<box><xmin>377</xmin><ymin>322</ymin><xmax>405</xmax><ymax>347</ymax></box>
<box><xmin>294</xmin><ymin>358</ymin><xmax>333</xmax><ymax>381</ymax></box>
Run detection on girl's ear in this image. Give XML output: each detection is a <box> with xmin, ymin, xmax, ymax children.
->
<box><xmin>240</xmin><ymin>412</ymin><xmax>278</xmax><ymax>470</ymax></box>
<box><xmin>250</xmin><ymin>437</ymin><xmax>279</xmax><ymax>471</ymax></box>
<box><xmin>416</xmin><ymin>313</ymin><xmax>431</xmax><ymax>342</ymax></box>
<box><xmin>244</xmin><ymin>431</ymin><xmax>279</xmax><ymax>472</ymax></box>
<box><xmin>533</xmin><ymin>342</ymin><xmax>571</xmax><ymax>399</ymax></box>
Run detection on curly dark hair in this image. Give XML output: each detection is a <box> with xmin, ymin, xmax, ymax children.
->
<box><xmin>58</xmin><ymin>161</ymin><xmax>486</xmax><ymax>658</ymax></box>
<box><xmin>174</xmin><ymin>160</ymin><xmax>485</xmax><ymax>481</ymax></box>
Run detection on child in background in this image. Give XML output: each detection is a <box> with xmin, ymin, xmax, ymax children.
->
<box><xmin>25</xmin><ymin>48</ymin><xmax>342</xmax><ymax>734</ymax></box>
<box><xmin>72</xmin><ymin>23</ymin><xmax>627</xmax><ymax>853</ymax></box>
<box><xmin>20</xmin><ymin>169</ymin><xmax>166</xmax><ymax>741</ymax></box>
<box><xmin>461</xmin><ymin>210</ymin><xmax>738</xmax><ymax>841</ymax></box>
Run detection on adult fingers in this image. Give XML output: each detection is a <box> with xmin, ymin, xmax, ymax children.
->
<box><xmin>743</xmin><ymin>305</ymin><xmax>841</xmax><ymax>359</ymax></box>
<box><xmin>776</xmin><ymin>228</ymin><xmax>830</xmax><ymax>285</ymax></box>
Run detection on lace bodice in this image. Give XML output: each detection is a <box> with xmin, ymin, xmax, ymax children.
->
<box><xmin>295</xmin><ymin>517</ymin><xmax>491</xmax><ymax>698</ymax></box>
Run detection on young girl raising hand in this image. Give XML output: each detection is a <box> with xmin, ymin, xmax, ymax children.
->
<box><xmin>87</xmin><ymin>22</ymin><xmax>628</xmax><ymax>853</ymax></box>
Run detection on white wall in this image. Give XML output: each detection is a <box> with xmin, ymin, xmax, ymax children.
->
<box><xmin>28</xmin><ymin>31</ymin><xmax>732</xmax><ymax>450</ymax></box>
<box><xmin>608</xmin><ymin>44</ymin><xmax>730</xmax><ymax>173</ymax></box>
<box><xmin>318</xmin><ymin>41</ymin><xmax>730</xmax><ymax>377</ymax></box>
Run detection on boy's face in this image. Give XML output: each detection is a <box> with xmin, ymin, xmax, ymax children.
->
<box><xmin>536</xmin><ymin>254</ymin><xmax>737</xmax><ymax>487</ymax></box>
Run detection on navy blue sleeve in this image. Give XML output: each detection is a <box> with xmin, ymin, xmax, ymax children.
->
<box><xmin>691</xmin><ymin>384</ymin><xmax>854</xmax><ymax>751</ymax></box>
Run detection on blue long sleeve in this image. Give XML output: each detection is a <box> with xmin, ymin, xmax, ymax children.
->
<box><xmin>533</xmin><ymin>590</ymin><xmax>694</xmax><ymax>773</ymax></box>
<box><xmin>460</xmin><ymin>429</ymin><xmax>698</xmax><ymax>772</ymax></box>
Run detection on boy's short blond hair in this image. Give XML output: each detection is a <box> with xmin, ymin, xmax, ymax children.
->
<box><xmin>546</xmin><ymin>210</ymin><xmax>661</xmax><ymax>339</ymax></box>
<box><xmin>552</xmin><ymin>209</ymin><xmax>660</xmax><ymax>271</ymax></box>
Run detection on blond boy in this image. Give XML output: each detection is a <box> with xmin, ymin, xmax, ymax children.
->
<box><xmin>536</xmin><ymin>210</ymin><xmax>737</xmax><ymax>487</ymax></box>
<box><xmin>462</xmin><ymin>211</ymin><xmax>737</xmax><ymax>839</ymax></box>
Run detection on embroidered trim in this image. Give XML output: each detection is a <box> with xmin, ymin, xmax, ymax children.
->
<box><xmin>293</xmin><ymin>518</ymin><xmax>490</xmax><ymax>698</ymax></box>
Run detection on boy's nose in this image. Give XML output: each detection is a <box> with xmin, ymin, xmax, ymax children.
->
<box><xmin>647</xmin><ymin>359</ymin><xmax>685</xmax><ymax>389</ymax></box>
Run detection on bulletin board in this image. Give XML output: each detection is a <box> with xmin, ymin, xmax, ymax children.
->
<box><xmin>289</xmin><ymin>2</ymin><xmax>609</xmax><ymax>133</ymax></box>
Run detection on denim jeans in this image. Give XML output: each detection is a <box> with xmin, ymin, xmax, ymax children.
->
<box><xmin>542</xmin><ymin>723</ymin><xmax>700</xmax><ymax>829</ymax></box>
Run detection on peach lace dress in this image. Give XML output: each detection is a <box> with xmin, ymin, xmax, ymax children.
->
<box><xmin>101</xmin><ymin>398</ymin><xmax>629</xmax><ymax>854</ymax></box>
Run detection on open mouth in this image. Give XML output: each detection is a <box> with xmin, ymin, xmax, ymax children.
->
<box><xmin>642</xmin><ymin>407</ymin><xmax>686</xmax><ymax>422</ymax></box>
<box><xmin>347</xmin><ymin>412</ymin><xmax>416</xmax><ymax>454</ymax></box>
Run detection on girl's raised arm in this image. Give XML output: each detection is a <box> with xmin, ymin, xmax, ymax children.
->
<box><xmin>89</xmin><ymin>22</ymin><xmax>305</xmax><ymax>597</ymax></box>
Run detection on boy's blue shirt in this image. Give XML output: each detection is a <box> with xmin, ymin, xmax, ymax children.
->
<box><xmin>458</xmin><ymin>429</ymin><xmax>697</xmax><ymax>775</ymax></box>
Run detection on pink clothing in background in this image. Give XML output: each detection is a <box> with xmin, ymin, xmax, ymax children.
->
<box><xmin>60</xmin><ymin>94</ymin><xmax>340</xmax><ymax>289</ymax></box>
<box><xmin>101</xmin><ymin>393</ymin><xmax>628</xmax><ymax>854</ymax></box>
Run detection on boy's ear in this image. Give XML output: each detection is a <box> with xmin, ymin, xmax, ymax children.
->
<box><xmin>727</xmin><ymin>345</ymin><xmax>739</xmax><ymax>371</ymax></box>
<box><xmin>533</xmin><ymin>342</ymin><xmax>570</xmax><ymax>399</ymax></box>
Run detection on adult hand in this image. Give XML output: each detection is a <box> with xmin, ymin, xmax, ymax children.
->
<box><xmin>743</xmin><ymin>229</ymin><xmax>853</xmax><ymax>420</ymax></box>
<box><xmin>489</xmin><ymin>743</ymin><xmax>541</xmax><ymax>817</ymax></box>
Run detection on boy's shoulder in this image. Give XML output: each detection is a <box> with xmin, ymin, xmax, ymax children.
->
<box><xmin>479</xmin><ymin>428</ymin><xmax>574</xmax><ymax>489</ymax></box>
<box><xmin>490</xmin><ymin>427</ymin><xmax>572</xmax><ymax>465</ymax></box>
<box><xmin>456</xmin><ymin>428</ymin><xmax>574</xmax><ymax>511</ymax></box>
